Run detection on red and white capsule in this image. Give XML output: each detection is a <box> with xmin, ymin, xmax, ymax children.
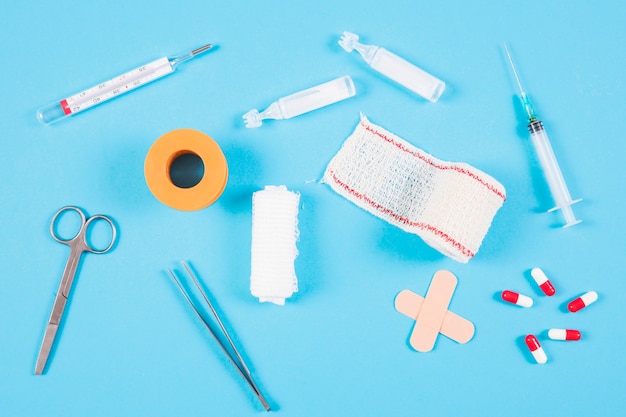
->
<box><xmin>525</xmin><ymin>334</ymin><xmax>547</xmax><ymax>364</ymax></box>
<box><xmin>548</xmin><ymin>329</ymin><xmax>581</xmax><ymax>341</ymax></box>
<box><xmin>501</xmin><ymin>290</ymin><xmax>533</xmax><ymax>308</ymax></box>
<box><xmin>568</xmin><ymin>291</ymin><xmax>598</xmax><ymax>313</ymax></box>
<box><xmin>530</xmin><ymin>267</ymin><xmax>556</xmax><ymax>296</ymax></box>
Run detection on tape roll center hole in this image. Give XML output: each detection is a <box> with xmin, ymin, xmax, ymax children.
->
<box><xmin>169</xmin><ymin>152</ymin><xmax>205</xmax><ymax>189</ymax></box>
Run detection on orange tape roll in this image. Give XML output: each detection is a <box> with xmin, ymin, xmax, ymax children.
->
<box><xmin>144</xmin><ymin>129</ymin><xmax>228</xmax><ymax>211</ymax></box>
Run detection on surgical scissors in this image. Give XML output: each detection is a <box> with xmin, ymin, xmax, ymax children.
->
<box><xmin>35</xmin><ymin>206</ymin><xmax>117</xmax><ymax>375</ymax></box>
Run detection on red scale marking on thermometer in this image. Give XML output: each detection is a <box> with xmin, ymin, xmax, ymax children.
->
<box><xmin>60</xmin><ymin>99</ymin><xmax>72</xmax><ymax>115</ymax></box>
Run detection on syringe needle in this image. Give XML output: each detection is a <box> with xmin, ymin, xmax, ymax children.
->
<box><xmin>504</xmin><ymin>43</ymin><xmax>536</xmax><ymax>122</ymax></box>
<box><xmin>504</xmin><ymin>43</ymin><xmax>525</xmax><ymax>94</ymax></box>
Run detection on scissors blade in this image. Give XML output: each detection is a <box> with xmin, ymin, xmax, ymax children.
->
<box><xmin>35</xmin><ymin>283</ymin><xmax>71</xmax><ymax>375</ymax></box>
<box><xmin>35</xmin><ymin>322</ymin><xmax>60</xmax><ymax>375</ymax></box>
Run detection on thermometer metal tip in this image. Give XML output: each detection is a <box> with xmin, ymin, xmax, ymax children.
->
<box><xmin>192</xmin><ymin>44</ymin><xmax>213</xmax><ymax>55</ymax></box>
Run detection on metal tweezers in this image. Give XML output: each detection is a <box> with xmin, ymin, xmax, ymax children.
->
<box><xmin>168</xmin><ymin>261</ymin><xmax>271</xmax><ymax>411</ymax></box>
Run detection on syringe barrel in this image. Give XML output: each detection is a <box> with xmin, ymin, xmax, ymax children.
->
<box><xmin>367</xmin><ymin>47</ymin><xmax>445</xmax><ymax>103</ymax></box>
<box><xmin>528</xmin><ymin>120</ymin><xmax>581</xmax><ymax>225</ymax></box>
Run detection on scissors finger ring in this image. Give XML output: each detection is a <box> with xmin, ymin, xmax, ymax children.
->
<box><xmin>49</xmin><ymin>206</ymin><xmax>117</xmax><ymax>253</ymax></box>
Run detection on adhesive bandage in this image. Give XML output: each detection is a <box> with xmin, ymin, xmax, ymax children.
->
<box><xmin>250</xmin><ymin>186</ymin><xmax>300</xmax><ymax>305</ymax></box>
<box><xmin>395</xmin><ymin>270</ymin><xmax>474</xmax><ymax>352</ymax></box>
<box><xmin>323</xmin><ymin>115</ymin><xmax>506</xmax><ymax>263</ymax></box>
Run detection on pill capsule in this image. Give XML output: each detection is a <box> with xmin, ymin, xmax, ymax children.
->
<box><xmin>530</xmin><ymin>267</ymin><xmax>556</xmax><ymax>296</ymax></box>
<box><xmin>501</xmin><ymin>290</ymin><xmax>533</xmax><ymax>308</ymax></box>
<box><xmin>525</xmin><ymin>334</ymin><xmax>547</xmax><ymax>364</ymax></box>
<box><xmin>548</xmin><ymin>329</ymin><xmax>581</xmax><ymax>341</ymax></box>
<box><xmin>568</xmin><ymin>291</ymin><xmax>598</xmax><ymax>312</ymax></box>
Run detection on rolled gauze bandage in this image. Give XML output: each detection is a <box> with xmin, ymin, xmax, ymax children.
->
<box><xmin>250</xmin><ymin>186</ymin><xmax>300</xmax><ymax>305</ymax></box>
<box><xmin>323</xmin><ymin>115</ymin><xmax>506</xmax><ymax>263</ymax></box>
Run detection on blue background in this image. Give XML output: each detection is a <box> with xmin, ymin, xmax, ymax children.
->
<box><xmin>2</xmin><ymin>1</ymin><xmax>625</xmax><ymax>416</ymax></box>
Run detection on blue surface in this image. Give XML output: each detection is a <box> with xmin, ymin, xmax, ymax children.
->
<box><xmin>2</xmin><ymin>1</ymin><xmax>625</xmax><ymax>416</ymax></box>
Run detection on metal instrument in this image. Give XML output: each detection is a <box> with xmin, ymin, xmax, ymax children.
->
<box><xmin>168</xmin><ymin>261</ymin><xmax>271</xmax><ymax>411</ymax></box>
<box><xmin>35</xmin><ymin>206</ymin><xmax>117</xmax><ymax>375</ymax></box>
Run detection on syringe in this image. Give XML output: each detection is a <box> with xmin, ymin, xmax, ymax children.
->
<box><xmin>37</xmin><ymin>44</ymin><xmax>214</xmax><ymax>125</ymax></box>
<box><xmin>504</xmin><ymin>44</ymin><xmax>582</xmax><ymax>228</ymax></box>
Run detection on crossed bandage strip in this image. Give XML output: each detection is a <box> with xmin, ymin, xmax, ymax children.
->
<box><xmin>395</xmin><ymin>270</ymin><xmax>475</xmax><ymax>352</ymax></box>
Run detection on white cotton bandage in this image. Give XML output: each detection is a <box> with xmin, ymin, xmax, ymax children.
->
<box><xmin>323</xmin><ymin>115</ymin><xmax>506</xmax><ymax>263</ymax></box>
<box><xmin>250</xmin><ymin>186</ymin><xmax>300</xmax><ymax>305</ymax></box>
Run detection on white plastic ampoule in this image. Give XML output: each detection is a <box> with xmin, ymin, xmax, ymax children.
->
<box><xmin>339</xmin><ymin>31</ymin><xmax>445</xmax><ymax>102</ymax></box>
<box><xmin>243</xmin><ymin>75</ymin><xmax>356</xmax><ymax>128</ymax></box>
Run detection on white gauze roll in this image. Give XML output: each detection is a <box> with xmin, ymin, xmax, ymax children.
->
<box><xmin>323</xmin><ymin>115</ymin><xmax>506</xmax><ymax>263</ymax></box>
<box><xmin>250</xmin><ymin>185</ymin><xmax>300</xmax><ymax>305</ymax></box>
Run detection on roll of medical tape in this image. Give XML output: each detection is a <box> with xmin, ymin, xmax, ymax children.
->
<box><xmin>144</xmin><ymin>128</ymin><xmax>228</xmax><ymax>211</ymax></box>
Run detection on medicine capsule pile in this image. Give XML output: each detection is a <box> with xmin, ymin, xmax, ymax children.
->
<box><xmin>525</xmin><ymin>334</ymin><xmax>547</xmax><ymax>364</ymax></box>
<box><xmin>530</xmin><ymin>267</ymin><xmax>556</xmax><ymax>296</ymax></box>
<box><xmin>568</xmin><ymin>291</ymin><xmax>598</xmax><ymax>312</ymax></box>
<box><xmin>501</xmin><ymin>290</ymin><xmax>533</xmax><ymax>308</ymax></box>
<box><xmin>502</xmin><ymin>269</ymin><xmax>599</xmax><ymax>365</ymax></box>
